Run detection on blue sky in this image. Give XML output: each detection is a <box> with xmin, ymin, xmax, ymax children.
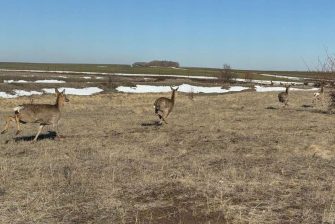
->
<box><xmin>0</xmin><ymin>0</ymin><xmax>334</xmax><ymax>70</ymax></box>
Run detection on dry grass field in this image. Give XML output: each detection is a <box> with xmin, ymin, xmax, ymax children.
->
<box><xmin>0</xmin><ymin>90</ymin><xmax>335</xmax><ymax>223</ymax></box>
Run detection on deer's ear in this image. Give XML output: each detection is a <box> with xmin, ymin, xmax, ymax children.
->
<box><xmin>175</xmin><ymin>87</ymin><xmax>179</xmax><ymax>91</ymax></box>
<box><xmin>55</xmin><ymin>88</ymin><xmax>60</xmax><ymax>94</ymax></box>
<box><xmin>170</xmin><ymin>86</ymin><xmax>174</xmax><ymax>91</ymax></box>
<box><xmin>62</xmin><ymin>89</ymin><xmax>65</xmax><ymax>94</ymax></box>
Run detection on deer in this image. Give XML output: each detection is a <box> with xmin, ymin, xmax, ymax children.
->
<box><xmin>154</xmin><ymin>86</ymin><xmax>179</xmax><ymax>124</ymax></box>
<box><xmin>1</xmin><ymin>88</ymin><xmax>69</xmax><ymax>142</ymax></box>
<box><xmin>278</xmin><ymin>85</ymin><xmax>290</xmax><ymax>107</ymax></box>
<box><xmin>312</xmin><ymin>84</ymin><xmax>325</xmax><ymax>106</ymax></box>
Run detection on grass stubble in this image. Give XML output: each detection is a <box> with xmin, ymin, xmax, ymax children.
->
<box><xmin>0</xmin><ymin>90</ymin><xmax>335</xmax><ymax>223</ymax></box>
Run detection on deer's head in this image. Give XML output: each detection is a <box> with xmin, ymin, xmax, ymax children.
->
<box><xmin>170</xmin><ymin>86</ymin><xmax>179</xmax><ymax>92</ymax></box>
<box><xmin>55</xmin><ymin>88</ymin><xmax>70</xmax><ymax>106</ymax></box>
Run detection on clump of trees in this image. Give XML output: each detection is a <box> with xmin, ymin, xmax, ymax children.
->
<box><xmin>219</xmin><ymin>64</ymin><xmax>234</xmax><ymax>83</ymax></box>
<box><xmin>308</xmin><ymin>50</ymin><xmax>335</xmax><ymax>113</ymax></box>
<box><xmin>244</xmin><ymin>72</ymin><xmax>254</xmax><ymax>82</ymax></box>
<box><xmin>132</xmin><ymin>60</ymin><xmax>180</xmax><ymax>68</ymax></box>
<box><xmin>324</xmin><ymin>52</ymin><xmax>335</xmax><ymax>113</ymax></box>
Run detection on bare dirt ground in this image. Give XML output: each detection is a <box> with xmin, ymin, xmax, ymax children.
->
<box><xmin>0</xmin><ymin>90</ymin><xmax>335</xmax><ymax>223</ymax></box>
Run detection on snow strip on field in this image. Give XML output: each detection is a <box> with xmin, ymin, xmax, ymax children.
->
<box><xmin>116</xmin><ymin>84</ymin><xmax>250</xmax><ymax>93</ymax></box>
<box><xmin>234</xmin><ymin>78</ymin><xmax>303</xmax><ymax>85</ymax></box>
<box><xmin>259</xmin><ymin>73</ymin><xmax>306</xmax><ymax>80</ymax></box>
<box><xmin>42</xmin><ymin>87</ymin><xmax>103</xmax><ymax>95</ymax></box>
<box><xmin>171</xmin><ymin>67</ymin><xmax>188</xmax><ymax>70</ymax></box>
<box><xmin>4</xmin><ymin>79</ymin><xmax>65</xmax><ymax>83</ymax></box>
<box><xmin>35</xmin><ymin>80</ymin><xmax>66</xmax><ymax>83</ymax></box>
<box><xmin>15</xmin><ymin>90</ymin><xmax>43</xmax><ymax>96</ymax></box>
<box><xmin>0</xmin><ymin>69</ymin><xmax>217</xmax><ymax>80</ymax></box>
<box><xmin>82</xmin><ymin>76</ymin><xmax>92</xmax><ymax>79</ymax></box>
<box><xmin>112</xmin><ymin>73</ymin><xmax>217</xmax><ymax>80</ymax></box>
<box><xmin>0</xmin><ymin>87</ymin><xmax>103</xmax><ymax>98</ymax></box>
<box><xmin>4</xmin><ymin>80</ymin><xmax>28</xmax><ymax>83</ymax></box>
<box><xmin>255</xmin><ymin>85</ymin><xmax>318</xmax><ymax>92</ymax></box>
<box><xmin>0</xmin><ymin>92</ymin><xmax>16</xmax><ymax>98</ymax></box>
<box><xmin>0</xmin><ymin>90</ymin><xmax>42</xmax><ymax>98</ymax></box>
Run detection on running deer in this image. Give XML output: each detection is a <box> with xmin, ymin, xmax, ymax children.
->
<box><xmin>278</xmin><ymin>85</ymin><xmax>290</xmax><ymax>107</ymax></box>
<box><xmin>154</xmin><ymin>86</ymin><xmax>179</xmax><ymax>124</ymax></box>
<box><xmin>313</xmin><ymin>84</ymin><xmax>324</xmax><ymax>106</ymax></box>
<box><xmin>1</xmin><ymin>88</ymin><xmax>69</xmax><ymax>141</ymax></box>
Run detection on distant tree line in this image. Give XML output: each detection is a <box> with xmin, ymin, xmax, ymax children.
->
<box><xmin>132</xmin><ymin>60</ymin><xmax>180</xmax><ymax>68</ymax></box>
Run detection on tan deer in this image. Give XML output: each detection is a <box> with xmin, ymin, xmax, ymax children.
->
<box><xmin>278</xmin><ymin>85</ymin><xmax>290</xmax><ymax>107</ymax></box>
<box><xmin>154</xmin><ymin>86</ymin><xmax>179</xmax><ymax>124</ymax></box>
<box><xmin>1</xmin><ymin>88</ymin><xmax>69</xmax><ymax>141</ymax></box>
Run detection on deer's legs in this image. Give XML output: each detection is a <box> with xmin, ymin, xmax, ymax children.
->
<box><xmin>1</xmin><ymin>116</ymin><xmax>17</xmax><ymax>134</ymax></box>
<box><xmin>284</xmin><ymin>100</ymin><xmax>289</xmax><ymax>108</ymax></box>
<box><xmin>157</xmin><ymin>114</ymin><xmax>163</xmax><ymax>124</ymax></box>
<box><xmin>33</xmin><ymin>125</ymin><xmax>45</xmax><ymax>142</ymax></box>
<box><xmin>162</xmin><ymin>115</ymin><xmax>168</xmax><ymax>124</ymax></box>
<box><xmin>312</xmin><ymin>98</ymin><xmax>316</xmax><ymax>105</ymax></box>
<box><xmin>162</xmin><ymin>111</ymin><xmax>171</xmax><ymax>124</ymax></box>
<box><xmin>53</xmin><ymin>122</ymin><xmax>64</xmax><ymax>140</ymax></box>
<box><xmin>156</xmin><ymin>110</ymin><xmax>164</xmax><ymax>124</ymax></box>
<box><xmin>157</xmin><ymin>110</ymin><xmax>169</xmax><ymax>124</ymax></box>
<box><xmin>15</xmin><ymin>115</ymin><xmax>22</xmax><ymax>135</ymax></box>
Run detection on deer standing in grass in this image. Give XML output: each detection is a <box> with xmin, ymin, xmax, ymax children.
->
<box><xmin>1</xmin><ymin>88</ymin><xmax>69</xmax><ymax>142</ymax></box>
<box><xmin>154</xmin><ymin>86</ymin><xmax>179</xmax><ymax>124</ymax></box>
<box><xmin>313</xmin><ymin>84</ymin><xmax>325</xmax><ymax>106</ymax></box>
<box><xmin>278</xmin><ymin>85</ymin><xmax>290</xmax><ymax>107</ymax></box>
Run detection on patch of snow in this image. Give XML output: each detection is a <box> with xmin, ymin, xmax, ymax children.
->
<box><xmin>4</xmin><ymin>80</ymin><xmax>28</xmax><ymax>83</ymax></box>
<box><xmin>113</xmin><ymin>73</ymin><xmax>217</xmax><ymax>80</ymax></box>
<box><xmin>0</xmin><ymin>92</ymin><xmax>17</xmax><ymax>98</ymax></box>
<box><xmin>82</xmin><ymin>76</ymin><xmax>92</xmax><ymax>79</ymax></box>
<box><xmin>14</xmin><ymin>90</ymin><xmax>42</xmax><ymax>96</ymax></box>
<box><xmin>35</xmin><ymin>80</ymin><xmax>66</xmax><ymax>83</ymax></box>
<box><xmin>42</xmin><ymin>87</ymin><xmax>103</xmax><ymax>96</ymax></box>
<box><xmin>259</xmin><ymin>73</ymin><xmax>306</xmax><ymax>80</ymax></box>
<box><xmin>228</xmin><ymin>86</ymin><xmax>250</xmax><ymax>92</ymax></box>
<box><xmin>234</xmin><ymin>78</ymin><xmax>303</xmax><ymax>85</ymax></box>
<box><xmin>95</xmin><ymin>76</ymin><xmax>104</xmax><ymax>79</ymax></box>
<box><xmin>0</xmin><ymin>69</ymin><xmax>217</xmax><ymax>80</ymax></box>
<box><xmin>116</xmin><ymin>84</ymin><xmax>250</xmax><ymax>94</ymax></box>
<box><xmin>143</xmin><ymin>77</ymin><xmax>155</xmax><ymax>81</ymax></box>
<box><xmin>0</xmin><ymin>87</ymin><xmax>103</xmax><ymax>98</ymax></box>
<box><xmin>0</xmin><ymin>90</ymin><xmax>42</xmax><ymax>98</ymax></box>
<box><xmin>4</xmin><ymin>79</ymin><xmax>65</xmax><ymax>83</ymax></box>
<box><xmin>171</xmin><ymin>67</ymin><xmax>188</xmax><ymax>70</ymax></box>
<box><xmin>255</xmin><ymin>85</ymin><xmax>319</xmax><ymax>92</ymax></box>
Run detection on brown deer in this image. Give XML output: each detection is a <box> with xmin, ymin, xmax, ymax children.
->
<box><xmin>1</xmin><ymin>88</ymin><xmax>69</xmax><ymax>141</ymax></box>
<box><xmin>154</xmin><ymin>86</ymin><xmax>179</xmax><ymax>124</ymax></box>
<box><xmin>278</xmin><ymin>85</ymin><xmax>290</xmax><ymax>107</ymax></box>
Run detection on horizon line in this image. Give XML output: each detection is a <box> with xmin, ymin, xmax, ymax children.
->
<box><xmin>0</xmin><ymin>60</ymin><xmax>310</xmax><ymax>73</ymax></box>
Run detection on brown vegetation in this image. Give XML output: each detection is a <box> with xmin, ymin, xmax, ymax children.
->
<box><xmin>1</xmin><ymin>90</ymin><xmax>335</xmax><ymax>223</ymax></box>
<box><xmin>219</xmin><ymin>64</ymin><xmax>235</xmax><ymax>83</ymax></box>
